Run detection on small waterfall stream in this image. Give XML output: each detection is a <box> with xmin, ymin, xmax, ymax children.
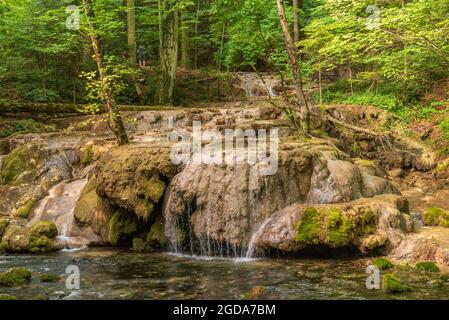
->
<box><xmin>28</xmin><ymin>178</ymin><xmax>89</xmax><ymax>249</ymax></box>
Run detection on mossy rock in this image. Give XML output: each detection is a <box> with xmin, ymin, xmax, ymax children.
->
<box><xmin>0</xmin><ymin>267</ymin><xmax>32</xmax><ymax>287</ymax></box>
<box><xmin>0</xmin><ymin>225</ymin><xmax>30</xmax><ymax>252</ymax></box>
<box><xmin>0</xmin><ymin>144</ymin><xmax>47</xmax><ymax>185</ymax></box>
<box><xmin>0</xmin><ymin>222</ymin><xmax>56</xmax><ymax>253</ymax></box>
<box><xmin>13</xmin><ymin>198</ymin><xmax>36</xmax><ymax>219</ymax></box>
<box><xmin>373</xmin><ymin>258</ymin><xmax>394</xmax><ymax>270</ymax></box>
<box><xmin>422</xmin><ymin>207</ymin><xmax>449</xmax><ymax>227</ymax></box>
<box><xmin>30</xmin><ymin>294</ymin><xmax>49</xmax><ymax>300</ymax></box>
<box><xmin>0</xmin><ymin>218</ymin><xmax>9</xmax><ymax>238</ymax></box>
<box><xmin>132</xmin><ymin>238</ymin><xmax>146</xmax><ymax>252</ymax></box>
<box><xmin>80</xmin><ymin>144</ymin><xmax>94</xmax><ymax>165</ymax></box>
<box><xmin>134</xmin><ymin>199</ymin><xmax>154</xmax><ymax>221</ymax></box>
<box><xmin>146</xmin><ymin>215</ymin><xmax>166</xmax><ymax>247</ymax></box>
<box><xmin>295</xmin><ymin>206</ymin><xmax>376</xmax><ymax>249</ymax></box>
<box><xmin>39</xmin><ymin>273</ymin><xmax>61</xmax><ymax>282</ymax></box>
<box><xmin>145</xmin><ymin>178</ymin><xmax>166</xmax><ymax>203</ymax></box>
<box><xmin>382</xmin><ymin>274</ymin><xmax>411</xmax><ymax>293</ymax></box>
<box><xmin>108</xmin><ymin>209</ymin><xmax>138</xmax><ymax>245</ymax></box>
<box><xmin>74</xmin><ymin>176</ymin><xmax>99</xmax><ymax>225</ymax></box>
<box><xmin>416</xmin><ymin>261</ymin><xmax>440</xmax><ymax>272</ymax></box>
<box><xmin>28</xmin><ymin>236</ymin><xmax>53</xmax><ymax>253</ymax></box>
<box><xmin>0</xmin><ymin>294</ymin><xmax>18</xmax><ymax>300</ymax></box>
<box><xmin>440</xmin><ymin>273</ymin><xmax>449</xmax><ymax>282</ymax></box>
<box><xmin>30</xmin><ymin>221</ymin><xmax>57</xmax><ymax>239</ymax></box>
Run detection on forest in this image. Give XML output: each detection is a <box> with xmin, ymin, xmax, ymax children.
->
<box><xmin>1</xmin><ymin>0</ymin><xmax>449</xmax><ymax>139</ymax></box>
<box><xmin>2</xmin><ymin>0</ymin><xmax>449</xmax><ymax>301</ymax></box>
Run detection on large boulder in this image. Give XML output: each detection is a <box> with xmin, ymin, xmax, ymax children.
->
<box><xmin>252</xmin><ymin>194</ymin><xmax>412</xmax><ymax>255</ymax></box>
<box><xmin>163</xmin><ymin>141</ymin><xmax>401</xmax><ymax>255</ymax></box>
<box><xmin>0</xmin><ymin>221</ymin><xmax>59</xmax><ymax>253</ymax></box>
<box><xmin>95</xmin><ymin>146</ymin><xmax>178</xmax><ymax>221</ymax></box>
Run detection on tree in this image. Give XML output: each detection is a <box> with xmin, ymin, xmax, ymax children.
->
<box><xmin>275</xmin><ymin>0</ymin><xmax>310</xmax><ymax>133</ymax></box>
<box><xmin>158</xmin><ymin>0</ymin><xmax>179</xmax><ymax>105</ymax></box>
<box><xmin>127</xmin><ymin>0</ymin><xmax>137</xmax><ymax>66</ymax></box>
<box><xmin>82</xmin><ymin>0</ymin><xmax>129</xmax><ymax>145</ymax></box>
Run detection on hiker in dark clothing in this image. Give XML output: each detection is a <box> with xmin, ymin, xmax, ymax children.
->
<box><xmin>138</xmin><ymin>45</ymin><xmax>147</xmax><ymax>68</ymax></box>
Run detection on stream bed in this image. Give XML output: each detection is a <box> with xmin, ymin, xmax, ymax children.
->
<box><xmin>1</xmin><ymin>248</ymin><xmax>449</xmax><ymax>300</ymax></box>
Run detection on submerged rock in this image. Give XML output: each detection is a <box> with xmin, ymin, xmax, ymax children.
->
<box><xmin>0</xmin><ymin>267</ymin><xmax>32</xmax><ymax>287</ymax></box>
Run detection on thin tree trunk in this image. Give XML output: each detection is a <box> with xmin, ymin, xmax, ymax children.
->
<box><xmin>127</xmin><ymin>0</ymin><xmax>137</xmax><ymax>66</ymax></box>
<box><xmin>348</xmin><ymin>64</ymin><xmax>354</xmax><ymax>94</ymax></box>
<box><xmin>275</xmin><ymin>0</ymin><xmax>310</xmax><ymax>133</ymax></box>
<box><xmin>180</xmin><ymin>9</ymin><xmax>190</xmax><ymax>69</ymax></box>
<box><xmin>159</xmin><ymin>0</ymin><xmax>179</xmax><ymax>105</ymax></box>
<box><xmin>293</xmin><ymin>0</ymin><xmax>300</xmax><ymax>43</ymax></box>
<box><xmin>83</xmin><ymin>0</ymin><xmax>128</xmax><ymax>145</ymax></box>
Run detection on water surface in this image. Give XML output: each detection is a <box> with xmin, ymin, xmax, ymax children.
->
<box><xmin>0</xmin><ymin>249</ymin><xmax>448</xmax><ymax>300</ymax></box>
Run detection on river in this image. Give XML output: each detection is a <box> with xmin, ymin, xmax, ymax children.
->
<box><xmin>1</xmin><ymin>249</ymin><xmax>448</xmax><ymax>300</ymax></box>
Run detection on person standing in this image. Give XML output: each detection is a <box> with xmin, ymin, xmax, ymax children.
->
<box><xmin>138</xmin><ymin>45</ymin><xmax>147</xmax><ymax>68</ymax></box>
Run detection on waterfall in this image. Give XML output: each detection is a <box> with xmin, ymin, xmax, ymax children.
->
<box><xmin>245</xmin><ymin>218</ymin><xmax>270</xmax><ymax>258</ymax></box>
<box><xmin>28</xmin><ymin>177</ymin><xmax>89</xmax><ymax>249</ymax></box>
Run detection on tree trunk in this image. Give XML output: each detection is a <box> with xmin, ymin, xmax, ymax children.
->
<box><xmin>127</xmin><ymin>0</ymin><xmax>137</xmax><ymax>66</ymax></box>
<box><xmin>159</xmin><ymin>0</ymin><xmax>179</xmax><ymax>105</ymax></box>
<box><xmin>275</xmin><ymin>0</ymin><xmax>310</xmax><ymax>133</ymax></box>
<box><xmin>292</xmin><ymin>0</ymin><xmax>300</xmax><ymax>43</ymax></box>
<box><xmin>180</xmin><ymin>8</ymin><xmax>190</xmax><ymax>69</ymax></box>
<box><xmin>83</xmin><ymin>0</ymin><xmax>129</xmax><ymax>145</ymax></box>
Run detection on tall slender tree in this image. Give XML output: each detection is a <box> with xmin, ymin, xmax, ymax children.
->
<box><xmin>158</xmin><ymin>0</ymin><xmax>179</xmax><ymax>105</ymax></box>
<box><xmin>82</xmin><ymin>0</ymin><xmax>129</xmax><ymax>145</ymax></box>
<box><xmin>275</xmin><ymin>0</ymin><xmax>310</xmax><ymax>133</ymax></box>
<box><xmin>127</xmin><ymin>0</ymin><xmax>137</xmax><ymax>66</ymax></box>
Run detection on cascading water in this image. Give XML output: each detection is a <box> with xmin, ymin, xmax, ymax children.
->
<box><xmin>235</xmin><ymin>72</ymin><xmax>279</xmax><ymax>98</ymax></box>
<box><xmin>28</xmin><ymin>178</ymin><xmax>90</xmax><ymax>249</ymax></box>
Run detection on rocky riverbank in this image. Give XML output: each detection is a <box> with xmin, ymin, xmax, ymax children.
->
<box><xmin>1</xmin><ymin>101</ymin><xmax>449</xmax><ymax>268</ymax></box>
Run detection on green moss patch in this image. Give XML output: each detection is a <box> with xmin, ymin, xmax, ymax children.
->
<box><xmin>295</xmin><ymin>206</ymin><xmax>377</xmax><ymax>249</ymax></box>
<box><xmin>108</xmin><ymin>209</ymin><xmax>138</xmax><ymax>245</ymax></box>
<box><xmin>416</xmin><ymin>261</ymin><xmax>440</xmax><ymax>272</ymax></box>
<box><xmin>39</xmin><ymin>274</ymin><xmax>61</xmax><ymax>282</ymax></box>
<box><xmin>30</xmin><ymin>221</ymin><xmax>57</xmax><ymax>239</ymax></box>
<box><xmin>382</xmin><ymin>274</ymin><xmax>411</xmax><ymax>293</ymax></box>
<box><xmin>14</xmin><ymin>198</ymin><xmax>37</xmax><ymax>219</ymax></box>
<box><xmin>147</xmin><ymin>215</ymin><xmax>166</xmax><ymax>247</ymax></box>
<box><xmin>373</xmin><ymin>258</ymin><xmax>394</xmax><ymax>270</ymax></box>
<box><xmin>0</xmin><ymin>267</ymin><xmax>32</xmax><ymax>287</ymax></box>
<box><xmin>0</xmin><ymin>218</ymin><xmax>9</xmax><ymax>238</ymax></box>
<box><xmin>422</xmin><ymin>207</ymin><xmax>449</xmax><ymax>227</ymax></box>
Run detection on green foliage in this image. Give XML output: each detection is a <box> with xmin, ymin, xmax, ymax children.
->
<box><xmin>416</xmin><ymin>262</ymin><xmax>440</xmax><ymax>273</ymax></box>
<box><xmin>0</xmin><ymin>267</ymin><xmax>32</xmax><ymax>287</ymax></box>
<box><xmin>373</xmin><ymin>258</ymin><xmax>394</xmax><ymax>270</ymax></box>
<box><xmin>422</xmin><ymin>207</ymin><xmax>449</xmax><ymax>227</ymax></box>
<box><xmin>0</xmin><ymin>118</ymin><xmax>57</xmax><ymax>138</ymax></box>
<box><xmin>438</xmin><ymin>119</ymin><xmax>449</xmax><ymax>140</ymax></box>
<box><xmin>382</xmin><ymin>274</ymin><xmax>411</xmax><ymax>293</ymax></box>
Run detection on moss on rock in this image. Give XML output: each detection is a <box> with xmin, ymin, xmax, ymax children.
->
<box><xmin>0</xmin><ymin>218</ymin><xmax>9</xmax><ymax>238</ymax></box>
<box><xmin>0</xmin><ymin>144</ymin><xmax>46</xmax><ymax>185</ymax></box>
<box><xmin>132</xmin><ymin>238</ymin><xmax>146</xmax><ymax>252</ymax></box>
<box><xmin>30</xmin><ymin>221</ymin><xmax>57</xmax><ymax>239</ymax></box>
<box><xmin>416</xmin><ymin>261</ymin><xmax>440</xmax><ymax>272</ymax></box>
<box><xmin>39</xmin><ymin>273</ymin><xmax>61</xmax><ymax>282</ymax></box>
<box><xmin>0</xmin><ymin>221</ymin><xmax>57</xmax><ymax>253</ymax></box>
<box><xmin>13</xmin><ymin>198</ymin><xmax>36</xmax><ymax>219</ymax></box>
<box><xmin>422</xmin><ymin>207</ymin><xmax>449</xmax><ymax>227</ymax></box>
<box><xmin>382</xmin><ymin>274</ymin><xmax>411</xmax><ymax>293</ymax></box>
<box><xmin>295</xmin><ymin>206</ymin><xmax>377</xmax><ymax>249</ymax></box>
<box><xmin>108</xmin><ymin>209</ymin><xmax>138</xmax><ymax>245</ymax></box>
<box><xmin>146</xmin><ymin>215</ymin><xmax>166</xmax><ymax>247</ymax></box>
<box><xmin>373</xmin><ymin>258</ymin><xmax>394</xmax><ymax>270</ymax></box>
<box><xmin>0</xmin><ymin>267</ymin><xmax>32</xmax><ymax>287</ymax></box>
